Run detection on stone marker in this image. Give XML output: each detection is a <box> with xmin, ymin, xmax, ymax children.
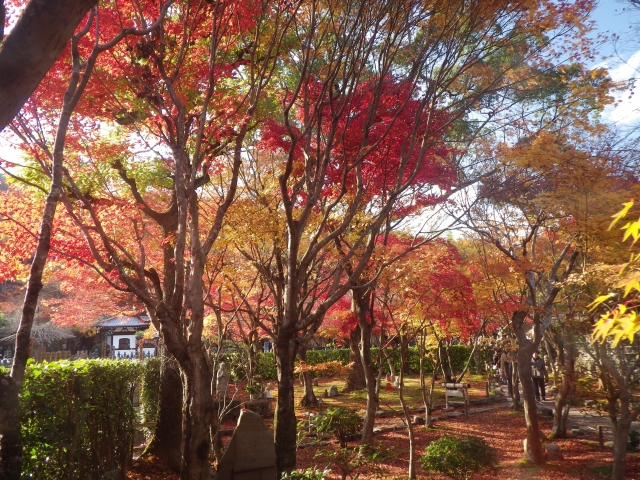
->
<box><xmin>313</xmin><ymin>378</ymin><xmax>319</xmax><ymax>386</ymax></box>
<box><xmin>537</xmin><ymin>405</ymin><xmax>553</xmax><ymax>417</ymax></box>
<box><xmin>329</xmin><ymin>385</ymin><xmax>339</xmax><ymax>397</ymax></box>
<box><xmin>413</xmin><ymin>415</ymin><xmax>425</xmax><ymax>426</ymax></box>
<box><xmin>523</xmin><ymin>439</ymin><xmax>534</xmax><ymax>462</ymax></box>
<box><xmin>214</xmin><ymin>409</ymin><xmax>277</xmax><ymax>480</ymax></box>
<box><xmin>545</xmin><ymin>443</ymin><xmax>562</xmax><ymax>460</ymax></box>
<box><xmin>263</xmin><ymin>384</ymin><xmax>274</xmax><ymax>399</ymax></box>
<box><xmin>570</xmin><ymin>428</ymin><xmax>584</xmax><ymax>436</ymax></box>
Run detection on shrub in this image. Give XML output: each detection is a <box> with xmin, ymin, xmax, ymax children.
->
<box><xmin>420</xmin><ymin>435</ymin><xmax>498</xmax><ymax>480</ymax></box>
<box><xmin>140</xmin><ymin>356</ymin><xmax>161</xmax><ymax>423</ymax></box>
<box><xmin>314</xmin><ymin>444</ymin><xmax>388</xmax><ymax>480</ymax></box>
<box><xmin>280</xmin><ymin>467</ymin><xmax>331</xmax><ymax>480</ymax></box>
<box><xmin>315</xmin><ymin>407</ymin><xmax>362</xmax><ymax>448</ymax></box>
<box><xmin>21</xmin><ymin>359</ymin><xmax>142</xmax><ymax>479</ymax></box>
<box><xmin>254</xmin><ymin>346</ymin><xmax>491</xmax><ymax>380</ymax></box>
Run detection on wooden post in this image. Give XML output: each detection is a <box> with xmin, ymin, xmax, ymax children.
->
<box><xmin>101</xmin><ymin>341</ymin><xmax>106</xmax><ymax>358</ymax></box>
<box><xmin>464</xmin><ymin>388</ymin><xmax>470</xmax><ymax>419</ymax></box>
<box><xmin>597</xmin><ymin>425</ymin><xmax>604</xmax><ymax>451</ymax></box>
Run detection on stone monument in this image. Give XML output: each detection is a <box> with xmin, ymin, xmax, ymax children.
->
<box><xmin>216</xmin><ymin>362</ymin><xmax>230</xmax><ymax>401</ymax></box>
<box><xmin>214</xmin><ymin>409</ymin><xmax>277</xmax><ymax>480</ymax></box>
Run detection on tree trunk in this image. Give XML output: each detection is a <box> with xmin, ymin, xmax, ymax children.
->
<box><xmin>473</xmin><ymin>348</ymin><xmax>483</xmax><ymax>374</ymax></box>
<box><xmin>517</xmin><ymin>347</ymin><xmax>544</xmax><ymax>464</ymax></box>
<box><xmin>0</xmin><ymin>0</ymin><xmax>98</xmax><ymax>132</ymax></box>
<box><xmin>144</xmin><ymin>350</ymin><xmax>183</xmax><ymax>472</ymax></box>
<box><xmin>298</xmin><ymin>345</ymin><xmax>318</xmax><ymax>407</ymax></box>
<box><xmin>344</xmin><ymin>325</ymin><xmax>366</xmax><ymax>392</ymax></box>
<box><xmin>387</xmin><ymin>356</ymin><xmax>397</xmax><ymax>378</ymax></box>
<box><xmin>359</xmin><ymin>315</ymin><xmax>378</xmax><ymax>448</ymax></box>
<box><xmin>544</xmin><ymin>339</ymin><xmax>558</xmax><ymax>385</ymax></box>
<box><xmin>397</xmin><ymin>333</ymin><xmax>416</xmax><ymax>479</ymax></box>
<box><xmin>180</xmin><ymin>350</ymin><xmax>214</xmax><ymax>480</ymax></box>
<box><xmin>550</xmin><ymin>341</ymin><xmax>574</xmax><ymax>439</ymax></box>
<box><xmin>274</xmin><ymin>334</ymin><xmax>298</xmax><ymax>476</ymax></box>
<box><xmin>611</xmin><ymin>416</ymin><xmax>632</xmax><ymax>480</ymax></box>
<box><xmin>512</xmin><ymin>359</ymin><xmax>520</xmax><ymax>411</ymax></box>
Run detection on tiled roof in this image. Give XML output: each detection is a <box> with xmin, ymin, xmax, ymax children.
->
<box><xmin>95</xmin><ymin>316</ymin><xmax>150</xmax><ymax>328</ymax></box>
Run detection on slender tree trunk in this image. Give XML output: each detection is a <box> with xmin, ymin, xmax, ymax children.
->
<box><xmin>387</xmin><ymin>356</ymin><xmax>397</xmax><ymax>378</ymax></box>
<box><xmin>611</xmin><ymin>414</ymin><xmax>632</xmax><ymax>480</ymax></box>
<box><xmin>359</xmin><ymin>314</ymin><xmax>378</xmax><ymax>448</ymax></box>
<box><xmin>517</xmin><ymin>346</ymin><xmax>544</xmax><ymax>464</ymax></box>
<box><xmin>512</xmin><ymin>359</ymin><xmax>520</xmax><ymax>411</ymax></box>
<box><xmin>144</xmin><ymin>348</ymin><xmax>183</xmax><ymax>472</ymax></box>
<box><xmin>299</xmin><ymin>344</ymin><xmax>318</xmax><ymax>407</ymax></box>
<box><xmin>473</xmin><ymin>348</ymin><xmax>483</xmax><ymax>374</ymax></box>
<box><xmin>550</xmin><ymin>341</ymin><xmax>574</xmax><ymax>439</ymax></box>
<box><xmin>274</xmin><ymin>334</ymin><xmax>298</xmax><ymax>476</ymax></box>
<box><xmin>344</xmin><ymin>325</ymin><xmax>366</xmax><ymax>392</ymax></box>
<box><xmin>544</xmin><ymin>339</ymin><xmax>558</xmax><ymax>385</ymax></box>
<box><xmin>398</xmin><ymin>333</ymin><xmax>415</xmax><ymax>479</ymax></box>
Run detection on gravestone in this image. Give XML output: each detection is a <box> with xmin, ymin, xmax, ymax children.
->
<box><xmin>329</xmin><ymin>385</ymin><xmax>339</xmax><ymax>397</ymax></box>
<box><xmin>313</xmin><ymin>378</ymin><xmax>319</xmax><ymax>386</ymax></box>
<box><xmin>214</xmin><ymin>409</ymin><xmax>277</xmax><ymax>480</ymax></box>
<box><xmin>413</xmin><ymin>415</ymin><xmax>425</xmax><ymax>426</ymax></box>
<box><xmin>545</xmin><ymin>443</ymin><xmax>562</xmax><ymax>460</ymax></box>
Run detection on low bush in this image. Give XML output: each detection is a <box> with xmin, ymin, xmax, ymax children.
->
<box><xmin>315</xmin><ymin>407</ymin><xmax>362</xmax><ymax>448</ymax></box>
<box><xmin>420</xmin><ymin>435</ymin><xmax>498</xmax><ymax>480</ymax></box>
<box><xmin>21</xmin><ymin>359</ymin><xmax>144</xmax><ymax>479</ymax></box>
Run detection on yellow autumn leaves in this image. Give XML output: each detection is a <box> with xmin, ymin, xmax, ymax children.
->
<box><xmin>591</xmin><ymin>200</ymin><xmax>640</xmax><ymax>344</ymax></box>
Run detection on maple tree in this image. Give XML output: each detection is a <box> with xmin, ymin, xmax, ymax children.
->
<box><xmin>461</xmin><ymin>102</ymin><xmax>639</xmax><ymax>462</ymax></box>
<box><xmin>1</xmin><ymin>0</ymin><xmax>635</xmax><ymax>477</ymax></box>
<box><xmin>374</xmin><ymin>239</ymin><xmax>481</xmax><ymax>479</ymax></box>
<box><xmin>1</xmin><ymin>0</ymin><xmax>301</xmax><ymax>477</ymax></box>
<box><xmin>0</xmin><ymin>1</ymin><xmax>173</xmax><ymax>476</ymax></box>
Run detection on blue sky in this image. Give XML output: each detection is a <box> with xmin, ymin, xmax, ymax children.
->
<box><xmin>591</xmin><ymin>0</ymin><xmax>640</xmax><ymax>124</ymax></box>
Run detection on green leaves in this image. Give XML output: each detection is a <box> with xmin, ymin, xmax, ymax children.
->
<box><xmin>20</xmin><ymin>359</ymin><xmax>143</xmax><ymax>479</ymax></box>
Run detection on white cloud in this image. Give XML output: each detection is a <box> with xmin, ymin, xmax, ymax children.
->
<box><xmin>602</xmin><ymin>49</ymin><xmax>640</xmax><ymax>125</ymax></box>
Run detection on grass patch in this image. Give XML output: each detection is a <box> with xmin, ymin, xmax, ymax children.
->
<box><xmin>583</xmin><ymin>440</ymin><xmax>601</xmax><ymax>449</ymax></box>
<box><xmin>515</xmin><ymin>459</ymin><xmax>541</xmax><ymax>473</ymax></box>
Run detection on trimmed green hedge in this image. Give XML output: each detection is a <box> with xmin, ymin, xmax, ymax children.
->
<box><xmin>21</xmin><ymin>359</ymin><xmax>142</xmax><ymax>479</ymax></box>
<box><xmin>254</xmin><ymin>345</ymin><xmax>490</xmax><ymax>380</ymax></box>
<box><xmin>140</xmin><ymin>356</ymin><xmax>161</xmax><ymax>424</ymax></box>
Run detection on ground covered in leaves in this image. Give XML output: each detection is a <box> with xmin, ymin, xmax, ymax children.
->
<box><xmin>128</xmin><ymin>376</ymin><xmax>640</xmax><ymax>479</ymax></box>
